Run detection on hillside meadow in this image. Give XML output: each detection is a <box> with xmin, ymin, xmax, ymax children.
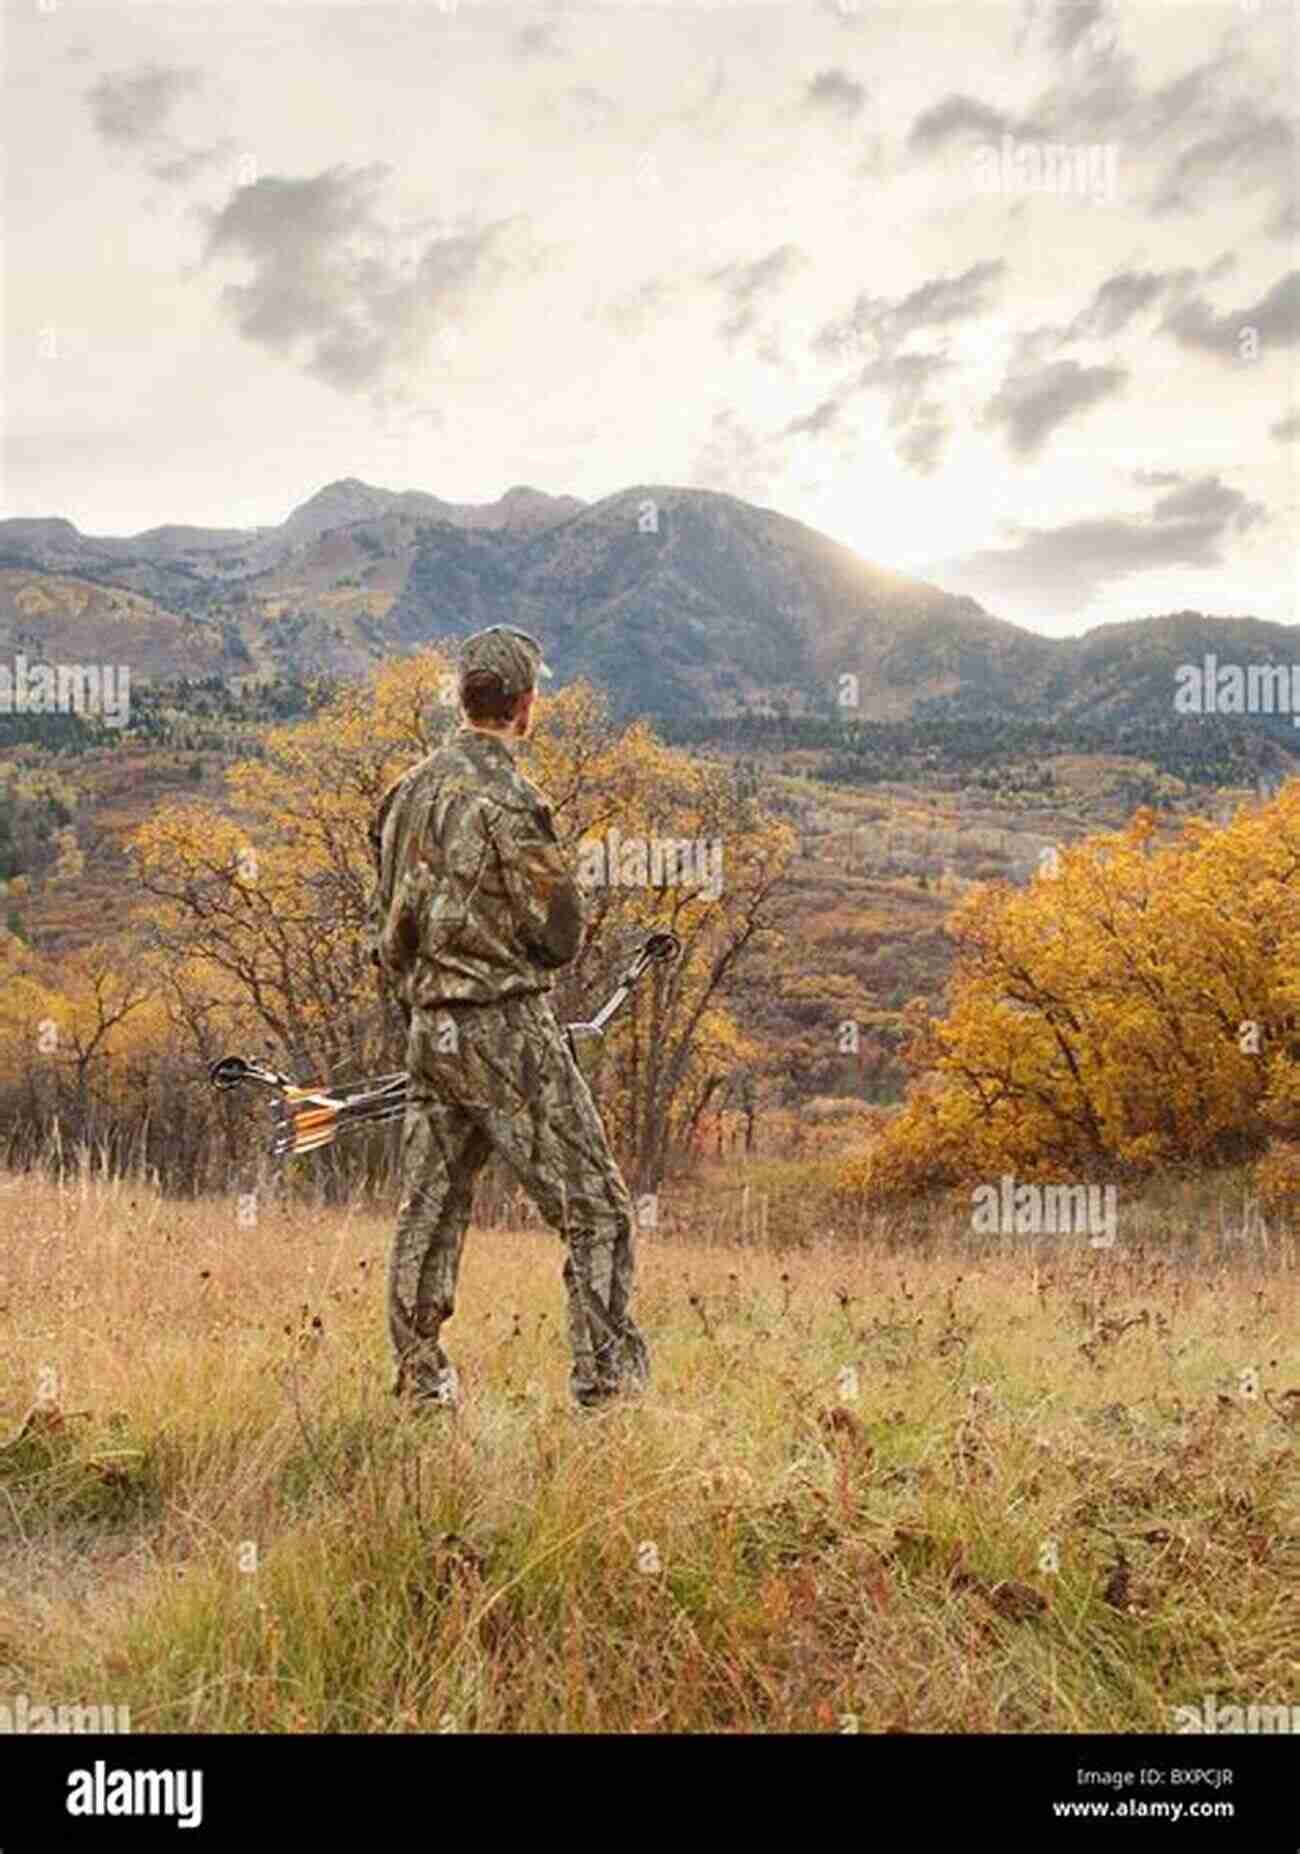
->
<box><xmin>1</xmin><ymin>661</ymin><xmax>1297</xmax><ymax>1735</ymax></box>
<box><xmin>1</xmin><ymin>1162</ymin><xmax>1295</xmax><ymax>1733</ymax></box>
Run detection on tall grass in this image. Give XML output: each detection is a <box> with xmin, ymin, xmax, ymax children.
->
<box><xmin>0</xmin><ymin>1165</ymin><xmax>1295</xmax><ymax>1732</ymax></box>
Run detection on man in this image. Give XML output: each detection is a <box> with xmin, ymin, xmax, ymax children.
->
<box><xmin>367</xmin><ymin>626</ymin><xmax>650</xmax><ymax>1412</ymax></box>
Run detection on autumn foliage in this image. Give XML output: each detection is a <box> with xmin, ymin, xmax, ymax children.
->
<box><xmin>0</xmin><ymin>653</ymin><xmax>793</xmax><ymax>1192</ymax></box>
<box><xmin>837</xmin><ymin>792</ymin><xmax>1300</xmax><ymax>1205</ymax></box>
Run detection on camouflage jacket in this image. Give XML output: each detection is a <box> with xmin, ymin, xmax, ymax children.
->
<box><xmin>367</xmin><ymin>727</ymin><xmax>584</xmax><ymax>1010</ymax></box>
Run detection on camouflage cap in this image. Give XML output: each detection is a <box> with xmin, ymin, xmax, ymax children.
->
<box><xmin>458</xmin><ymin>626</ymin><xmax>553</xmax><ymax>698</ymax></box>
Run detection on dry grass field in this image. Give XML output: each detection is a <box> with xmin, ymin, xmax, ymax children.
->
<box><xmin>1</xmin><ymin>1162</ymin><xmax>1296</xmax><ymax>1734</ymax></box>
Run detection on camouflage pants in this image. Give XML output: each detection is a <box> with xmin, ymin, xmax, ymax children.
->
<box><xmin>388</xmin><ymin>991</ymin><xmax>649</xmax><ymax>1409</ymax></box>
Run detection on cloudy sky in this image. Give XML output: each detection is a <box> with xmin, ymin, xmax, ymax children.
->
<box><xmin>3</xmin><ymin>0</ymin><xmax>1297</xmax><ymax>632</ymax></box>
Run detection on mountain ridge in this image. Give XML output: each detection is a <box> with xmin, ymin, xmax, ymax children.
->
<box><xmin>0</xmin><ymin>479</ymin><xmax>1293</xmax><ymax>732</ymax></box>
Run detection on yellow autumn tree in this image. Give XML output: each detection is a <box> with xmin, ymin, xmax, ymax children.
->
<box><xmin>130</xmin><ymin>653</ymin><xmax>460</xmax><ymax>1087</ymax></box>
<box><xmin>836</xmin><ymin>791</ymin><xmax>1300</xmax><ymax>1206</ymax></box>
<box><xmin>0</xmin><ymin>931</ymin><xmax>164</xmax><ymax>1166</ymax></box>
<box><xmin>522</xmin><ymin>708</ymin><xmax>794</xmax><ymax>1184</ymax></box>
<box><xmin>130</xmin><ymin>651</ymin><xmax>795</xmax><ymax>1189</ymax></box>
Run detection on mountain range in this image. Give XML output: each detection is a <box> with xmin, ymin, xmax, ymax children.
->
<box><xmin>0</xmin><ymin>478</ymin><xmax>1294</xmax><ymax>731</ymax></box>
